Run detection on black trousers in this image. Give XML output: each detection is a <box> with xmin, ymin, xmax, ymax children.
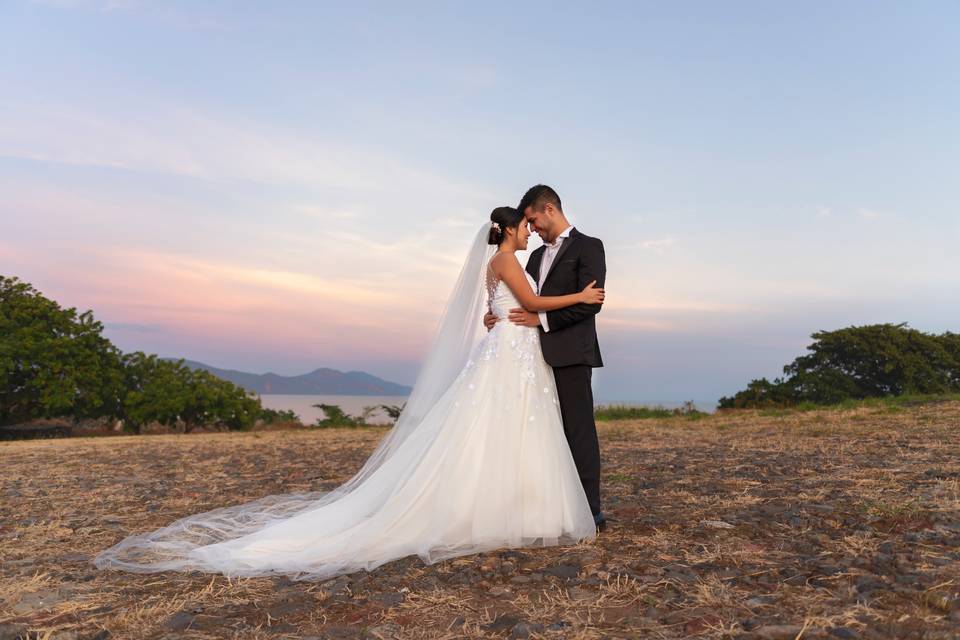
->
<box><xmin>552</xmin><ymin>364</ymin><xmax>602</xmax><ymax>517</ymax></box>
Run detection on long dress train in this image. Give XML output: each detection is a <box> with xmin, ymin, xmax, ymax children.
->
<box><xmin>93</xmin><ymin>252</ymin><xmax>596</xmax><ymax>581</ymax></box>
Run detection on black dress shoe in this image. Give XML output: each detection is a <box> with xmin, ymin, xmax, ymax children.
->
<box><xmin>594</xmin><ymin>512</ymin><xmax>607</xmax><ymax>533</ymax></box>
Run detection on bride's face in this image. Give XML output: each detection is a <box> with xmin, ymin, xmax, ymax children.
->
<box><xmin>514</xmin><ymin>220</ymin><xmax>531</xmax><ymax>250</ymax></box>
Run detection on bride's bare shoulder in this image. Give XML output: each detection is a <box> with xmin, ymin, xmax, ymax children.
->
<box><xmin>489</xmin><ymin>252</ymin><xmax>520</xmax><ymax>275</ymax></box>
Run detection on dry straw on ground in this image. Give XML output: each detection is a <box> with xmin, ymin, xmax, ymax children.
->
<box><xmin>2</xmin><ymin>402</ymin><xmax>959</xmax><ymax>639</ymax></box>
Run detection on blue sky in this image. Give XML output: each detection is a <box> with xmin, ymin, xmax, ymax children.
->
<box><xmin>1</xmin><ymin>1</ymin><xmax>958</xmax><ymax>405</ymax></box>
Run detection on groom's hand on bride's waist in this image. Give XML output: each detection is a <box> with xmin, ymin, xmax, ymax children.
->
<box><xmin>508</xmin><ymin>308</ymin><xmax>541</xmax><ymax>328</ymax></box>
<box><xmin>483</xmin><ymin>311</ymin><xmax>498</xmax><ymax>331</ymax></box>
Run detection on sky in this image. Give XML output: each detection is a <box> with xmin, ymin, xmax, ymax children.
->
<box><xmin>1</xmin><ymin>1</ymin><xmax>958</xmax><ymax>406</ymax></box>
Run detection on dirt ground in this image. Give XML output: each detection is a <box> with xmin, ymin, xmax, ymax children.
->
<box><xmin>1</xmin><ymin>401</ymin><xmax>958</xmax><ymax>639</ymax></box>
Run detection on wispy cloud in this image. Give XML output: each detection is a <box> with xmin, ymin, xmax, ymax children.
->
<box><xmin>0</xmin><ymin>103</ymin><xmax>493</xmax><ymax>202</ymax></box>
<box><xmin>638</xmin><ymin>236</ymin><xmax>678</xmax><ymax>253</ymax></box>
<box><xmin>104</xmin><ymin>321</ymin><xmax>162</xmax><ymax>333</ymax></box>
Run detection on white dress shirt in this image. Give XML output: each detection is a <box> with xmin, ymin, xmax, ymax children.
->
<box><xmin>537</xmin><ymin>225</ymin><xmax>574</xmax><ymax>332</ymax></box>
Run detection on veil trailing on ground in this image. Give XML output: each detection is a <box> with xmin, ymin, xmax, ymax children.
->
<box><xmin>92</xmin><ymin>224</ymin><xmax>497</xmax><ymax>578</ymax></box>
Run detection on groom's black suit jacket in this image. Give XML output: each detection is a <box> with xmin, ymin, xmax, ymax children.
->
<box><xmin>525</xmin><ymin>228</ymin><xmax>605</xmax><ymax>368</ymax></box>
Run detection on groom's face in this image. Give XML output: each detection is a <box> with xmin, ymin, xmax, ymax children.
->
<box><xmin>524</xmin><ymin>205</ymin><xmax>552</xmax><ymax>241</ymax></box>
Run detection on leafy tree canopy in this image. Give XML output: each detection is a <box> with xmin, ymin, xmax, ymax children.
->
<box><xmin>1</xmin><ymin>275</ymin><xmax>268</xmax><ymax>432</ymax></box>
<box><xmin>719</xmin><ymin>323</ymin><xmax>960</xmax><ymax>409</ymax></box>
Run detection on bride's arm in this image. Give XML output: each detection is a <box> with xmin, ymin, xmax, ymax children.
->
<box><xmin>491</xmin><ymin>253</ymin><xmax>604</xmax><ymax>312</ymax></box>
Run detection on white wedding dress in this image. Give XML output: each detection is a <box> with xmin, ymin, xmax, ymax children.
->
<box><xmin>93</xmin><ymin>226</ymin><xmax>596</xmax><ymax>581</ymax></box>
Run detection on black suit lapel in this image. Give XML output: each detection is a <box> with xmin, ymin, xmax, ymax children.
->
<box><xmin>542</xmin><ymin>228</ymin><xmax>581</xmax><ymax>289</ymax></box>
<box><xmin>526</xmin><ymin>246</ymin><xmax>544</xmax><ymax>284</ymax></box>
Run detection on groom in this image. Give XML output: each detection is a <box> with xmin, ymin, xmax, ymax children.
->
<box><xmin>484</xmin><ymin>184</ymin><xmax>607</xmax><ymax>532</ymax></box>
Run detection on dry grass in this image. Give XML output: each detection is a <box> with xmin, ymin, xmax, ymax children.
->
<box><xmin>1</xmin><ymin>402</ymin><xmax>959</xmax><ymax>639</ymax></box>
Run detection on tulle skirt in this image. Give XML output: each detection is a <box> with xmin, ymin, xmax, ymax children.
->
<box><xmin>92</xmin><ymin>321</ymin><xmax>596</xmax><ymax>581</ymax></box>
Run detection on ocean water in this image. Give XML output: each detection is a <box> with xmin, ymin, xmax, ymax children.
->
<box><xmin>260</xmin><ymin>394</ymin><xmax>714</xmax><ymax>425</ymax></box>
<box><xmin>259</xmin><ymin>394</ymin><xmax>409</xmax><ymax>425</ymax></box>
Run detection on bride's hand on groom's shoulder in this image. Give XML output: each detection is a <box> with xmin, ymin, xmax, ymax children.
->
<box><xmin>508</xmin><ymin>308</ymin><xmax>541</xmax><ymax>327</ymax></box>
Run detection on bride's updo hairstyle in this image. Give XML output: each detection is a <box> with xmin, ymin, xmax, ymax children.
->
<box><xmin>488</xmin><ymin>206</ymin><xmax>524</xmax><ymax>245</ymax></box>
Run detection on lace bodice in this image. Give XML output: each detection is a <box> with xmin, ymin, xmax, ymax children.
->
<box><xmin>486</xmin><ymin>264</ymin><xmax>538</xmax><ymax>320</ymax></box>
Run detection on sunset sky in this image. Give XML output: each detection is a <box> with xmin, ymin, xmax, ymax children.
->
<box><xmin>2</xmin><ymin>1</ymin><xmax>958</xmax><ymax>405</ymax></box>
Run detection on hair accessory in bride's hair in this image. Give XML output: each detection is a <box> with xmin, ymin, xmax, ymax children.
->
<box><xmin>488</xmin><ymin>207</ymin><xmax>521</xmax><ymax>245</ymax></box>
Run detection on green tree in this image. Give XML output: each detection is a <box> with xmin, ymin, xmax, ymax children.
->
<box><xmin>1</xmin><ymin>276</ymin><xmax>125</xmax><ymax>424</ymax></box>
<box><xmin>121</xmin><ymin>354</ymin><xmax>260</xmax><ymax>432</ymax></box>
<box><xmin>182</xmin><ymin>368</ymin><xmax>260</xmax><ymax>431</ymax></box>
<box><xmin>120</xmin><ymin>353</ymin><xmax>192</xmax><ymax>431</ymax></box>
<box><xmin>785</xmin><ymin>323</ymin><xmax>957</xmax><ymax>398</ymax></box>
<box><xmin>719</xmin><ymin>323</ymin><xmax>960</xmax><ymax>409</ymax></box>
<box><xmin>379</xmin><ymin>403</ymin><xmax>406</xmax><ymax>422</ymax></box>
<box><xmin>1</xmin><ymin>275</ymin><xmax>265</xmax><ymax>433</ymax></box>
<box><xmin>258</xmin><ymin>407</ymin><xmax>301</xmax><ymax>424</ymax></box>
<box><xmin>312</xmin><ymin>403</ymin><xmax>366</xmax><ymax>428</ymax></box>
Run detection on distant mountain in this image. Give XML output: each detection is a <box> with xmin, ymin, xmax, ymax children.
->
<box><xmin>168</xmin><ymin>359</ymin><xmax>412</xmax><ymax>396</ymax></box>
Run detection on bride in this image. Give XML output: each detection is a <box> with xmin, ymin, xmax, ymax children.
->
<box><xmin>93</xmin><ymin>206</ymin><xmax>606</xmax><ymax>582</ymax></box>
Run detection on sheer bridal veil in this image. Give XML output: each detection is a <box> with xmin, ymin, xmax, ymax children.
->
<box><xmin>93</xmin><ymin>224</ymin><xmax>497</xmax><ymax>577</ymax></box>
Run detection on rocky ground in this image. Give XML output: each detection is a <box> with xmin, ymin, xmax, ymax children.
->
<box><xmin>1</xmin><ymin>401</ymin><xmax>959</xmax><ymax>639</ymax></box>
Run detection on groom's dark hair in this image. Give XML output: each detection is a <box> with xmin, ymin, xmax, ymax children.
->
<box><xmin>518</xmin><ymin>184</ymin><xmax>562</xmax><ymax>214</ymax></box>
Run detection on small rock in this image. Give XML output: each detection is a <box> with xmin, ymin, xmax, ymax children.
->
<box><xmin>0</xmin><ymin>624</ymin><xmax>28</xmax><ymax>640</ymax></box>
<box><xmin>11</xmin><ymin>589</ymin><xmax>65</xmax><ymax>615</ymax></box>
<box><xmin>829</xmin><ymin>627</ymin><xmax>859</xmax><ymax>639</ymax></box>
<box><xmin>544</xmin><ymin>564</ymin><xmax>579</xmax><ymax>580</ymax></box>
<box><xmin>448</xmin><ymin>569</ymin><xmax>481</xmax><ymax>585</ymax></box>
<box><xmin>483</xmin><ymin>614</ymin><xmax>520</xmax><ymax>632</ymax></box>
<box><xmin>163</xmin><ymin>611</ymin><xmax>195</xmax><ymax>632</ymax></box>
<box><xmin>510</xmin><ymin>622</ymin><xmax>544</xmax><ymax>639</ymax></box>
<box><xmin>321</xmin><ymin>576</ymin><xmax>351</xmax><ymax>595</ymax></box>
<box><xmin>510</xmin><ymin>575</ymin><xmax>531</xmax><ymax>584</ymax></box>
<box><xmin>756</xmin><ymin>624</ymin><xmax>804</xmax><ymax>640</ymax></box>
<box><xmin>488</xmin><ymin>586</ymin><xmax>511</xmax><ymax>597</ymax></box>
<box><xmin>368</xmin><ymin>592</ymin><xmax>405</xmax><ymax>608</ymax></box>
